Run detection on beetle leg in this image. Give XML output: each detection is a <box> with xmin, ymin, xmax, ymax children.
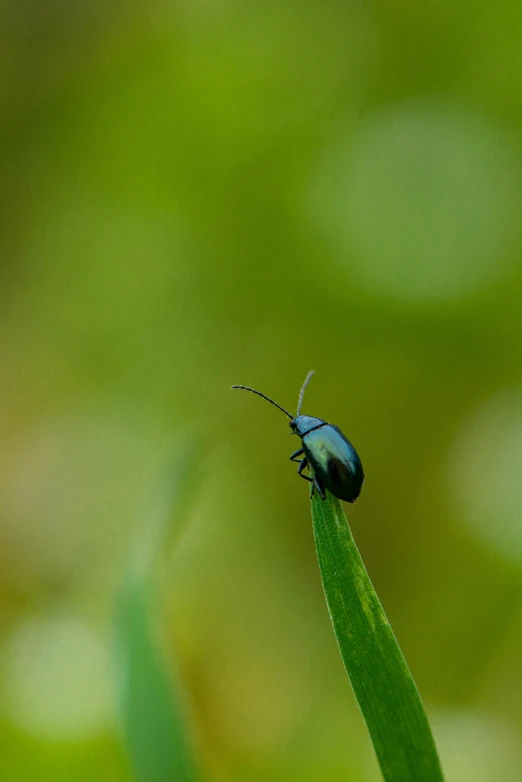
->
<box><xmin>313</xmin><ymin>474</ymin><xmax>326</xmax><ymax>500</ymax></box>
<box><xmin>297</xmin><ymin>457</ymin><xmax>313</xmax><ymax>483</ymax></box>
<box><xmin>297</xmin><ymin>457</ymin><xmax>308</xmax><ymax>475</ymax></box>
<box><xmin>290</xmin><ymin>448</ymin><xmax>304</xmax><ymax>462</ymax></box>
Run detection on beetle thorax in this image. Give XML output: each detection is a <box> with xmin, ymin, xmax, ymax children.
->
<box><xmin>291</xmin><ymin>415</ymin><xmax>326</xmax><ymax>437</ymax></box>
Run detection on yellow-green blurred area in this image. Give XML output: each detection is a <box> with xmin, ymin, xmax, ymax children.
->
<box><xmin>1</xmin><ymin>1</ymin><xmax>522</xmax><ymax>780</ymax></box>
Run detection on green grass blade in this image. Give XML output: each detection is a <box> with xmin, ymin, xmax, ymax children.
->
<box><xmin>115</xmin><ymin>581</ymin><xmax>199</xmax><ymax>782</ymax></box>
<box><xmin>114</xmin><ymin>443</ymin><xmax>201</xmax><ymax>782</ymax></box>
<box><xmin>311</xmin><ymin>490</ymin><xmax>444</xmax><ymax>782</ymax></box>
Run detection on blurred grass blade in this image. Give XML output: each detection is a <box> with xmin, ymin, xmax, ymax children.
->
<box><xmin>311</xmin><ymin>491</ymin><xmax>444</xmax><ymax>782</ymax></box>
<box><xmin>114</xmin><ymin>443</ymin><xmax>201</xmax><ymax>782</ymax></box>
<box><xmin>116</xmin><ymin>581</ymin><xmax>199</xmax><ymax>782</ymax></box>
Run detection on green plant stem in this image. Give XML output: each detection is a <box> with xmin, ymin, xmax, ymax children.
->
<box><xmin>311</xmin><ymin>490</ymin><xmax>444</xmax><ymax>782</ymax></box>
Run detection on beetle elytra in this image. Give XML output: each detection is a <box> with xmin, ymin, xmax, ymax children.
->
<box><xmin>232</xmin><ymin>371</ymin><xmax>364</xmax><ymax>503</ymax></box>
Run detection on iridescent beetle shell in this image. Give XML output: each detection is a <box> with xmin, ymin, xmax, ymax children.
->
<box><xmin>232</xmin><ymin>372</ymin><xmax>364</xmax><ymax>503</ymax></box>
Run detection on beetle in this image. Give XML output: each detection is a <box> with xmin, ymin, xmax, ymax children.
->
<box><xmin>232</xmin><ymin>370</ymin><xmax>364</xmax><ymax>502</ymax></box>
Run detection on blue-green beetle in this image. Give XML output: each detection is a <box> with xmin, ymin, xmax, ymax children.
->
<box><xmin>232</xmin><ymin>371</ymin><xmax>364</xmax><ymax>502</ymax></box>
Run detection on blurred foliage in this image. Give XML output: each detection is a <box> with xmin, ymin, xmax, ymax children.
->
<box><xmin>114</xmin><ymin>442</ymin><xmax>201</xmax><ymax>782</ymax></box>
<box><xmin>116</xmin><ymin>583</ymin><xmax>199</xmax><ymax>782</ymax></box>
<box><xmin>0</xmin><ymin>1</ymin><xmax>521</xmax><ymax>781</ymax></box>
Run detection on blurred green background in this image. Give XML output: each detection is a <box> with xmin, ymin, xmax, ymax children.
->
<box><xmin>1</xmin><ymin>1</ymin><xmax>521</xmax><ymax>780</ymax></box>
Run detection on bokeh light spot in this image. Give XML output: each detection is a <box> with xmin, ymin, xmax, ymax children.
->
<box><xmin>0</xmin><ymin>404</ymin><xmax>162</xmax><ymax>586</ymax></box>
<box><xmin>449</xmin><ymin>390</ymin><xmax>522</xmax><ymax>564</ymax></box>
<box><xmin>1</xmin><ymin>611</ymin><xmax>112</xmax><ymax>741</ymax></box>
<box><xmin>432</xmin><ymin>710</ymin><xmax>522</xmax><ymax>781</ymax></box>
<box><xmin>309</xmin><ymin>103</ymin><xmax>520</xmax><ymax>302</ymax></box>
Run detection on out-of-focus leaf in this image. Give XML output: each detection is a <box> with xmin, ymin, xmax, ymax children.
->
<box><xmin>115</xmin><ymin>581</ymin><xmax>199</xmax><ymax>782</ymax></box>
<box><xmin>311</xmin><ymin>490</ymin><xmax>444</xmax><ymax>782</ymax></box>
<box><xmin>114</xmin><ymin>443</ymin><xmax>201</xmax><ymax>782</ymax></box>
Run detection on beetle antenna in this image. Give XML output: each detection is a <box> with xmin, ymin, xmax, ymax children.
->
<box><xmin>231</xmin><ymin>385</ymin><xmax>293</xmax><ymax>419</ymax></box>
<box><xmin>296</xmin><ymin>370</ymin><xmax>315</xmax><ymax>417</ymax></box>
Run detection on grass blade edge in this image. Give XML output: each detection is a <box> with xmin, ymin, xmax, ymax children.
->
<box><xmin>311</xmin><ymin>491</ymin><xmax>444</xmax><ymax>782</ymax></box>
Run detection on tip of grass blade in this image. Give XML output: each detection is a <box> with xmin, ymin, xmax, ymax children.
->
<box><xmin>311</xmin><ymin>490</ymin><xmax>444</xmax><ymax>782</ymax></box>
